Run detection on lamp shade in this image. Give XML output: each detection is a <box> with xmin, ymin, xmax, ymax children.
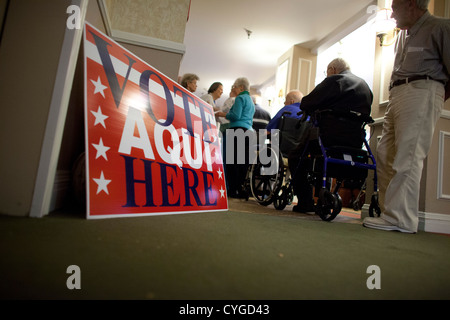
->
<box><xmin>373</xmin><ymin>8</ymin><xmax>396</xmax><ymax>35</ymax></box>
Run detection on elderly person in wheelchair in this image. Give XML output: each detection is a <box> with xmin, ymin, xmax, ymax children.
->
<box><xmin>288</xmin><ymin>58</ymin><xmax>374</xmax><ymax>215</ymax></box>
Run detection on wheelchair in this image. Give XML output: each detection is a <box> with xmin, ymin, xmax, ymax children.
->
<box><xmin>247</xmin><ymin>112</ymin><xmax>308</xmax><ymax>209</ymax></box>
<box><xmin>288</xmin><ymin>109</ymin><xmax>381</xmax><ymax>221</ymax></box>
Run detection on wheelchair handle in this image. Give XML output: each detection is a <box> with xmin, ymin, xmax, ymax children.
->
<box><xmin>313</xmin><ymin>109</ymin><xmax>374</xmax><ymax>124</ymax></box>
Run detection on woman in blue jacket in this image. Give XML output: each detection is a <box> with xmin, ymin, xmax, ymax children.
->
<box><xmin>216</xmin><ymin>77</ymin><xmax>255</xmax><ymax>198</ymax></box>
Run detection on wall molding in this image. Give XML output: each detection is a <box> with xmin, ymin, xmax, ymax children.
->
<box><xmin>437</xmin><ymin>130</ymin><xmax>450</xmax><ymax>200</ymax></box>
<box><xmin>297</xmin><ymin>58</ymin><xmax>312</xmax><ymax>94</ymax></box>
<box><xmin>30</xmin><ymin>0</ymin><xmax>88</xmax><ymax>218</ymax></box>
<box><xmin>111</xmin><ymin>29</ymin><xmax>186</xmax><ymax>54</ymax></box>
<box><xmin>441</xmin><ymin>109</ymin><xmax>450</xmax><ymax>120</ymax></box>
<box><xmin>371</xmin><ymin>109</ymin><xmax>450</xmax><ymax>126</ymax></box>
<box><xmin>98</xmin><ymin>0</ymin><xmax>113</xmax><ymax>35</ymax></box>
<box><xmin>371</xmin><ymin>116</ymin><xmax>385</xmax><ymax>125</ymax></box>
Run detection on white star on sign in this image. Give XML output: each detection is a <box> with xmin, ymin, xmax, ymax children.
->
<box><xmin>219</xmin><ymin>186</ymin><xmax>225</xmax><ymax>198</ymax></box>
<box><xmin>93</xmin><ymin>171</ymin><xmax>111</xmax><ymax>195</ymax></box>
<box><xmin>217</xmin><ymin>168</ymin><xmax>223</xmax><ymax>179</ymax></box>
<box><xmin>91</xmin><ymin>106</ymin><xmax>108</xmax><ymax>128</ymax></box>
<box><xmin>91</xmin><ymin>76</ymin><xmax>107</xmax><ymax>98</ymax></box>
<box><xmin>92</xmin><ymin>137</ymin><xmax>110</xmax><ymax>160</ymax></box>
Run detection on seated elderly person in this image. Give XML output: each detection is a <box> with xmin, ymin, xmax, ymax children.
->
<box><xmin>265</xmin><ymin>90</ymin><xmax>307</xmax><ymax>157</ymax></box>
<box><xmin>288</xmin><ymin>58</ymin><xmax>373</xmax><ymax>213</ymax></box>
<box><xmin>266</xmin><ymin>90</ymin><xmax>304</xmax><ymax>132</ymax></box>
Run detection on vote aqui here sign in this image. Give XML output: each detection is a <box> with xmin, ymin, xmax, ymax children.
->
<box><xmin>84</xmin><ymin>22</ymin><xmax>228</xmax><ymax>219</ymax></box>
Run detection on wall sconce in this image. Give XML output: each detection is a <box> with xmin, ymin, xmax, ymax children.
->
<box><xmin>373</xmin><ymin>8</ymin><xmax>398</xmax><ymax>46</ymax></box>
<box><xmin>265</xmin><ymin>85</ymin><xmax>275</xmax><ymax>107</ymax></box>
<box><xmin>377</xmin><ymin>29</ymin><xmax>399</xmax><ymax>46</ymax></box>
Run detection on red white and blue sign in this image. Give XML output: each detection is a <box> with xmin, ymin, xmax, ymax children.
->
<box><xmin>84</xmin><ymin>22</ymin><xmax>228</xmax><ymax>219</ymax></box>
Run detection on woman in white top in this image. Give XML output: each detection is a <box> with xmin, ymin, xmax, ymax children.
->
<box><xmin>201</xmin><ymin>82</ymin><xmax>223</xmax><ymax>108</ymax></box>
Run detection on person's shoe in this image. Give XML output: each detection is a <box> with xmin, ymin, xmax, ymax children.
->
<box><xmin>363</xmin><ymin>217</ymin><xmax>416</xmax><ymax>234</ymax></box>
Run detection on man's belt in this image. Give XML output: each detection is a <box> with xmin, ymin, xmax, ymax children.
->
<box><xmin>390</xmin><ymin>75</ymin><xmax>445</xmax><ymax>90</ymax></box>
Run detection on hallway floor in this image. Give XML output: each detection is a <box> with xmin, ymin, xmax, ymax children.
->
<box><xmin>1</xmin><ymin>196</ymin><xmax>449</xmax><ymax>301</ymax></box>
<box><xmin>227</xmin><ymin>196</ymin><xmax>363</xmax><ymax>224</ymax></box>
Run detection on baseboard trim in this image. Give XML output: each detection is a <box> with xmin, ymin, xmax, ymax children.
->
<box><xmin>419</xmin><ymin>211</ymin><xmax>450</xmax><ymax>235</ymax></box>
<box><xmin>361</xmin><ymin>205</ymin><xmax>450</xmax><ymax>234</ymax></box>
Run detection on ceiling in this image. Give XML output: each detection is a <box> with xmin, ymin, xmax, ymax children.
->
<box><xmin>178</xmin><ymin>0</ymin><xmax>376</xmax><ymax>96</ymax></box>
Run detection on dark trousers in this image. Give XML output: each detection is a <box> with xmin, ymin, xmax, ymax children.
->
<box><xmin>288</xmin><ymin>148</ymin><xmax>315</xmax><ymax>208</ymax></box>
<box><xmin>288</xmin><ymin>122</ymin><xmax>364</xmax><ymax>208</ymax></box>
<box><xmin>224</xmin><ymin>127</ymin><xmax>250</xmax><ymax>197</ymax></box>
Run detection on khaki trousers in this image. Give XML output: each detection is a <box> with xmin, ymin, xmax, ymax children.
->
<box><xmin>377</xmin><ymin>80</ymin><xmax>444</xmax><ymax>232</ymax></box>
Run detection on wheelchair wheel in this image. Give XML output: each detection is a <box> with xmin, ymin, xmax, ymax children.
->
<box><xmin>352</xmin><ymin>200</ymin><xmax>360</xmax><ymax>211</ymax></box>
<box><xmin>273</xmin><ymin>185</ymin><xmax>293</xmax><ymax>211</ymax></box>
<box><xmin>249</xmin><ymin>146</ymin><xmax>283</xmax><ymax>206</ymax></box>
<box><xmin>369</xmin><ymin>194</ymin><xmax>381</xmax><ymax>217</ymax></box>
<box><xmin>316</xmin><ymin>188</ymin><xmax>342</xmax><ymax>221</ymax></box>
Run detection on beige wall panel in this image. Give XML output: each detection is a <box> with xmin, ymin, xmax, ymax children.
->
<box><xmin>86</xmin><ymin>0</ymin><xmax>107</xmax><ymax>33</ymax></box>
<box><xmin>0</xmin><ymin>0</ymin><xmax>71</xmax><ymax>216</ymax></box>
<box><xmin>293</xmin><ymin>45</ymin><xmax>317</xmax><ymax>95</ymax></box>
<box><xmin>107</xmin><ymin>0</ymin><xmax>190</xmax><ymax>43</ymax></box>
<box><xmin>298</xmin><ymin>58</ymin><xmax>312</xmax><ymax>95</ymax></box>
<box><xmin>426</xmin><ymin>119</ymin><xmax>450</xmax><ymax>214</ymax></box>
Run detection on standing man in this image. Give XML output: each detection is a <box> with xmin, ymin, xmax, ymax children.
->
<box><xmin>363</xmin><ymin>0</ymin><xmax>450</xmax><ymax>233</ymax></box>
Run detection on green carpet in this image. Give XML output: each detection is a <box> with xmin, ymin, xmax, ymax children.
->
<box><xmin>1</xmin><ymin>210</ymin><xmax>449</xmax><ymax>300</ymax></box>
